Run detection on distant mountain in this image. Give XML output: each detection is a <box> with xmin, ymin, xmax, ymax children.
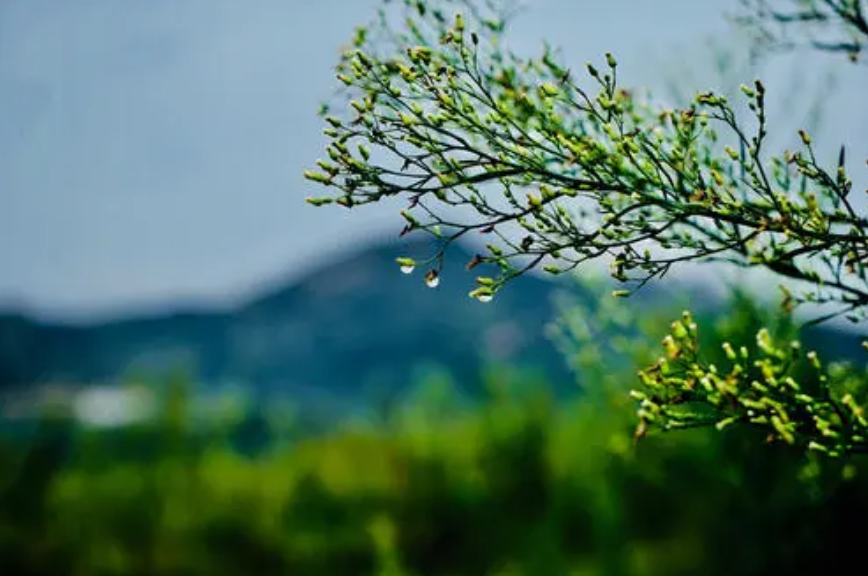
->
<box><xmin>0</xmin><ymin>236</ymin><xmax>864</xmax><ymax>424</ymax></box>
<box><xmin>0</xmin><ymin>238</ymin><xmax>576</xmax><ymax>413</ymax></box>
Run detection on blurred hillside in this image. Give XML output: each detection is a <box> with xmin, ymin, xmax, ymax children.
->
<box><xmin>0</xmin><ymin>237</ymin><xmax>864</xmax><ymax>424</ymax></box>
<box><xmin>0</xmin><ymin>238</ymin><xmax>570</xmax><ymax>419</ymax></box>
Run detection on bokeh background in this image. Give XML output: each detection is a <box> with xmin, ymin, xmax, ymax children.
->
<box><xmin>2</xmin><ymin>1</ymin><xmax>868</xmax><ymax>574</ymax></box>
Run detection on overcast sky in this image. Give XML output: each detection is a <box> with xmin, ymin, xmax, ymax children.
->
<box><xmin>1</xmin><ymin>0</ymin><xmax>866</xmax><ymax>321</ymax></box>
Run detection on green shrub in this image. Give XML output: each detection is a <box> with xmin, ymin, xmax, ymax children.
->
<box><xmin>2</xmin><ymin>291</ymin><xmax>867</xmax><ymax>575</ymax></box>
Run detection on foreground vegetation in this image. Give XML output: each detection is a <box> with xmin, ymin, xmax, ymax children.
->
<box><xmin>2</xmin><ymin>291</ymin><xmax>867</xmax><ymax>576</ymax></box>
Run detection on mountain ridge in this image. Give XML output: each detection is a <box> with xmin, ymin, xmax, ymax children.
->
<box><xmin>1</xmin><ymin>236</ymin><xmax>864</xmax><ymax>422</ymax></box>
<box><xmin>0</xmin><ymin>236</ymin><xmax>569</xmax><ymax>396</ymax></box>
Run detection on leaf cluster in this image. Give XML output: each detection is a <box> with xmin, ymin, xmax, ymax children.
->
<box><xmin>633</xmin><ymin>310</ymin><xmax>868</xmax><ymax>457</ymax></box>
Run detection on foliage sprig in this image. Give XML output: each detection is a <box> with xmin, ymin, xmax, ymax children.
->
<box><xmin>304</xmin><ymin>0</ymin><xmax>868</xmax><ymax>456</ymax></box>
<box><xmin>305</xmin><ymin>0</ymin><xmax>867</xmax><ymax>320</ymax></box>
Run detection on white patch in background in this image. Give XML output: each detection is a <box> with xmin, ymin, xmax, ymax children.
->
<box><xmin>71</xmin><ymin>385</ymin><xmax>156</xmax><ymax>428</ymax></box>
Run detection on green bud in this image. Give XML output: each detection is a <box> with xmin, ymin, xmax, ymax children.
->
<box><xmin>725</xmin><ymin>146</ymin><xmax>739</xmax><ymax>161</ymax></box>
<box><xmin>400</xmin><ymin>210</ymin><xmax>419</xmax><ymax>226</ymax></box>
<box><xmin>303</xmin><ymin>170</ymin><xmax>332</xmax><ymax>184</ymax></box>
<box><xmin>455</xmin><ymin>13</ymin><xmax>465</xmax><ymax>32</ymax></box>
<box><xmin>799</xmin><ymin>129</ymin><xmax>811</xmax><ymax>146</ymax></box>
<box><xmin>671</xmin><ymin>321</ymin><xmax>688</xmax><ymax>340</ymax></box>
<box><xmin>808</xmin><ymin>441</ymin><xmax>828</xmax><ymax>453</ymax></box>
<box><xmin>396</xmin><ymin>257</ymin><xmax>417</xmax><ymax>274</ymax></box>
<box><xmin>539</xmin><ymin>82</ymin><xmax>559</xmax><ymax>97</ymax></box>
<box><xmin>716</xmin><ymin>416</ymin><xmax>738</xmax><ymax>431</ymax></box>
<box><xmin>469</xmin><ymin>286</ymin><xmax>494</xmax><ymax>303</ymax></box>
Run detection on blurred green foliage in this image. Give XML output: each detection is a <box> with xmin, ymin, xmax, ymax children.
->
<box><xmin>1</xmin><ymin>289</ymin><xmax>867</xmax><ymax>575</ymax></box>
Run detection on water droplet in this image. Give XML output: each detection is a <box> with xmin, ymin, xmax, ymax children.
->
<box><xmin>400</xmin><ymin>265</ymin><xmax>415</xmax><ymax>274</ymax></box>
<box><xmin>425</xmin><ymin>269</ymin><xmax>440</xmax><ymax>288</ymax></box>
<box><xmin>478</xmin><ymin>293</ymin><xmax>493</xmax><ymax>303</ymax></box>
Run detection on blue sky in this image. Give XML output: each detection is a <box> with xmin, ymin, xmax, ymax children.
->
<box><xmin>1</xmin><ymin>0</ymin><xmax>866</xmax><ymax>321</ymax></box>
